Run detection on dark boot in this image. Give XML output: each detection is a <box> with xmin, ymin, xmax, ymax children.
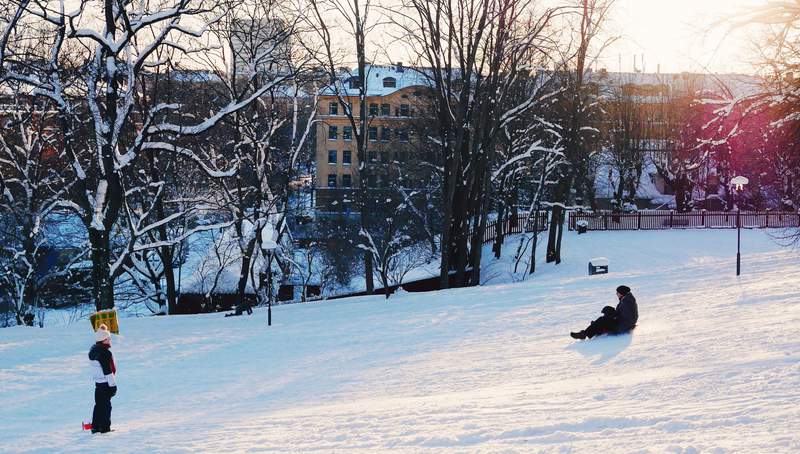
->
<box><xmin>585</xmin><ymin>323</ymin><xmax>602</xmax><ymax>339</ymax></box>
<box><xmin>570</xmin><ymin>330</ymin><xmax>587</xmax><ymax>340</ymax></box>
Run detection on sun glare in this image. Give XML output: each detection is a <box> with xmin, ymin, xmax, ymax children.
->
<box><xmin>604</xmin><ymin>0</ymin><xmax>767</xmax><ymax>74</ymax></box>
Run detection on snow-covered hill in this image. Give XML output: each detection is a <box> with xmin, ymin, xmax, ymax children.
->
<box><xmin>2</xmin><ymin>229</ymin><xmax>799</xmax><ymax>453</ymax></box>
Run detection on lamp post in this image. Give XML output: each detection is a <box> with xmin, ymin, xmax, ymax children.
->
<box><xmin>731</xmin><ymin>176</ymin><xmax>749</xmax><ymax>276</ymax></box>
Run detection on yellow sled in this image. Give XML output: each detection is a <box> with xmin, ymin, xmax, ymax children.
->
<box><xmin>90</xmin><ymin>309</ymin><xmax>119</xmax><ymax>335</ymax></box>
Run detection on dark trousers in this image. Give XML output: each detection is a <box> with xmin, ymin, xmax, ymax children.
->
<box><xmin>585</xmin><ymin>313</ymin><xmax>619</xmax><ymax>338</ymax></box>
<box><xmin>92</xmin><ymin>383</ymin><xmax>113</xmax><ymax>432</ymax></box>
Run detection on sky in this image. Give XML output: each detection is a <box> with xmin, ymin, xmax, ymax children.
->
<box><xmin>372</xmin><ymin>0</ymin><xmax>770</xmax><ymax>76</ymax></box>
<box><xmin>601</xmin><ymin>0</ymin><xmax>767</xmax><ymax>75</ymax></box>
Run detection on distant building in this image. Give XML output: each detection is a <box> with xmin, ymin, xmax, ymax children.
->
<box><xmin>586</xmin><ymin>70</ymin><xmax>762</xmax><ymax>210</ymax></box>
<box><xmin>314</xmin><ymin>64</ymin><xmax>435</xmax><ymax>211</ymax></box>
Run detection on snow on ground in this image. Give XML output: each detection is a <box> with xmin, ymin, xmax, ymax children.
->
<box><xmin>2</xmin><ymin>229</ymin><xmax>800</xmax><ymax>453</ymax></box>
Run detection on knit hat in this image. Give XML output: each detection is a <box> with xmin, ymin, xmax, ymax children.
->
<box><xmin>95</xmin><ymin>324</ymin><xmax>111</xmax><ymax>343</ymax></box>
<box><xmin>616</xmin><ymin>285</ymin><xmax>631</xmax><ymax>296</ymax></box>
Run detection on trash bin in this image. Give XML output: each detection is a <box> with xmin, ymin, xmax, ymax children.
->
<box><xmin>589</xmin><ymin>257</ymin><xmax>609</xmax><ymax>275</ymax></box>
<box><xmin>576</xmin><ymin>220</ymin><xmax>589</xmax><ymax>234</ymax></box>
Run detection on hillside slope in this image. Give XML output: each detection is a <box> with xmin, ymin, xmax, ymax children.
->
<box><xmin>1</xmin><ymin>229</ymin><xmax>799</xmax><ymax>453</ymax></box>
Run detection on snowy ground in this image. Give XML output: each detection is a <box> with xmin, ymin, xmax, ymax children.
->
<box><xmin>2</xmin><ymin>229</ymin><xmax>800</xmax><ymax>453</ymax></box>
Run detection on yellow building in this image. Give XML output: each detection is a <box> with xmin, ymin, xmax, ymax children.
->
<box><xmin>315</xmin><ymin>64</ymin><xmax>432</xmax><ymax>211</ymax></box>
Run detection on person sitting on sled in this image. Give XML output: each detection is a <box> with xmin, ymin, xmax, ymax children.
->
<box><xmin>571</xmin><ymin>285</ymin><xmax>638</xmax><ymax>340</ymax></box>
<box><xmin>88</xmin><ymin>324</ymin><xmax>117</xmax><ymax>433</ymax></box>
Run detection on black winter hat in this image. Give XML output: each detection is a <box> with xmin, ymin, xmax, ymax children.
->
<box><xmin>616</xmin><ymin>285</ymin><xmax>631</xmax><ymax>296</ymax></box>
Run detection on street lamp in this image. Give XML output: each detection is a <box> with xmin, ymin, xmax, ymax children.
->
<box><xmin>730</xmin><ymin>176</ymin><xmax>749</xmax><ymax>276</ymax></box>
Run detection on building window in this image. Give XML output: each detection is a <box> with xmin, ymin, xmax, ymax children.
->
<box><xmin>368</xmin><ymin>150</ymin><xmax>377</xmax><ymax>162</ymax></box>
<box><xmin>328</xmin><ymin>150</ymin><xmax>337</xmax><ymax>165</ymax></box>
<box><xmin>383</xmin><ymin>77</ymin><xmax>397</xmax><ymax>88</ymax></box>
<box><xmin>393</xmin><ymin>151</ymin><xmax>399</xmax><ymax>162</ymax></box>
<box><xmin>328</xmin><ymin>126</ymin><xmax>338</xmax><ymax>140</ymax></box>
<box><xmin>398</xmin><ymin>129</ymin><xmax>409</xmax><ymax>142</ymax></box>
<box><xmin>369</xmin><ymin>103</ymin><xmax>378</xmax><ymax>116</ymax></box>
<box><xmin>347</xmin><ymin>77</ymin><xmax>361</xmax><ymax>89</ymax></box>
<box><xmin>381</xmin><ymin>127</ymin><xmax>390</xmax><ymax>141</ymax></box>
<box><xmin>342</xmin><ymin>174</ymin><xmax>352</xmax><ymax>187</ymax></box>
<box><xmin>399</xmin><ymin>104</ymin><xmax>410</xmax><ymax>117</ymax></box>
<box><xmin>368</xmin><ymin>174</ymin><xmax>377</xmax><ymax>187</ymax></box>
<box><xmin>380</xmin><ymin>103</ymin><xmax>390</xmax><ymax>116</ymax></box>
<box><xmin>368</xmin><ymin>126</ymin><xmax>378</xmax><ymax>141</ymax></box>
<box><xmin>329</xmin><ymin>102</ymin><xmax>339</xmax><ymax>115</ymax></box>
<box><xmin>343</xmin><ymin>126</ymin><xmax>352</xmax><ymax>140</ymax></box>
<box><xmin>327</xmin><ymin>174</ymin><xmax>337</xmax><ymax>188</ymax></box>
<box><xmin>343</xmin><ymin>150</ymin><xmax>351</xmax><ymax>166</ymax></box>
<box><xmin>381</xmin><ymin>151</ymin><xmax>389</xmax><ymax>163</ymax></box>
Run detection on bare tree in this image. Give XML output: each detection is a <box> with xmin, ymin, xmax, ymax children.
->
<box><xmin>651</xmin><ymin>82</ymin><xmax>710</xmax><ymax>212</ymax></box>
<box><xmin>396</xmin><ymin>0</ymin><xmax>564</xmax><ymax>288</ymax></box>
<box><xmin>601</xmin><ymin>81</ymin><xmax>650</xmax><ymax>209</ymax></box>
<box><xmin>702</xmin><ymin>2</ymin><xmax>800</xmax><ymax>219</ymax></box>
<box><xmin>194</xmin><ymin>0</ymin><xmax>318</xmax><ymax>314</ymax></box>
<box><xmin>358</xmin><ymin>201</ymin><xmax>430</xmax><ymax>298</ymax></box>
<box><xmin>303</xmin><ymin>0</ymin><xmax>381</xmax><ymax>293</ymax></box>
<box><xmin>0</xmin><ymin>0</ymin><xmax>305</xmax><ymax>310</ymax></box>
<box><xmin>0</xmin><ymin>88</ymin><xmax>86</xmax><ymax>325</ymax></box>
<box><xmin>490</xmin><ymin>72</ymin><xmax>566</xmax><ymax>261</ymax></box>
<box><xmin>544</xmin><ymin>0</ymin><xmax>615</xmax><ymax>264</ymax></box>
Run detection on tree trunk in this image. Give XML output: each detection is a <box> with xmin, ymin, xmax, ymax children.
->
<box><xmin>88</xmin><ymin>0</ymin><xmax>124</xmax><ymax>311</ymax></box>
<box><xmin>382</xmin><ymin>268</ymin><xmax>390</xmax><ymax>299</ymax></box>
<box><xmin>89</xmin><ymin>228</ymin><xmax>115</xmax><ymax>311</ymax></box>
<box><xmin>529</xmin><ymin>218</ymin><xmax>538</xmax><ymax>274</ymax></box>
<box><xmin>547</xmin><ymin>204</ymin><xmax>565</xmax><ymax>264</ymax></box>
<box><xmin>364</xmin><ymin>249</ymin><xmax>375</xmax><ymax>293</ymax></box>
<box><xmin>148</xmin><ymin>149</ymin><xmax>176</xmax><ymax>314</ymax></box>
<box><xmin>470</xmin><ymin>156</ymin><xmax>493</xmax><ymax>286</ymax></box>
<box><xmin>236</xmin><ymin>235</ymin><xmax>258</xmax><ymax>311</ymax></box>
<box><xmin>438</xmin><ymin>154</ymin><xmax>458</xmax><ymax>289</ymax></box>
<box><xmin>554</xmin><ymin>208</ymin><xmax>564</xmax><ymax>264</ymax></box>
<box><xmin>469</xmin><ymin>213</ymin><xmax>485</xmax><ymax>286</ymax></box>
<box><xmin>493</xmin><ymin>195</ymin><xmax>505</xmax><ymax>259</ymax></box>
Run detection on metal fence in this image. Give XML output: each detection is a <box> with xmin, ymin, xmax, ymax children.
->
<box><xmin>480</xmin><ymin>211</ymin><xmax>549</xmax><ymax>244</ymax></box>
<box><xmin>568</xmin><ymin>210</ymin><xmax>800</xmax><ymax>231</ymax></box>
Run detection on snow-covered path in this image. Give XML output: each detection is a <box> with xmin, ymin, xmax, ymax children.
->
<box><xmin>2</xmin><ymin>230</ymin><xmax>799</xmax><ymax>453</ymax></box>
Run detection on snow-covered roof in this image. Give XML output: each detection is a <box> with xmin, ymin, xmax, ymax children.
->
<box><xmin>321</xmin><ymin>64</ymin><xmax>432</xmax><ymax>97</ymax></box>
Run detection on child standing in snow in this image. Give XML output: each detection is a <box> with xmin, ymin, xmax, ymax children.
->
<box><xmin>88</xmin><ymin>324</ymin><xmax>117</xmax><ymax>433</ymax></box>
<box><xmin>570</xmin><ymin>285</ymin><xmax>638</xmax><ymax>340</ymax></box>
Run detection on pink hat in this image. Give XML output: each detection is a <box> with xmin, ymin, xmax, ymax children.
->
<box><xmin>95</xmin><ymin>324</ymin><xmax>111</xmax><ymax>343</ymax></box>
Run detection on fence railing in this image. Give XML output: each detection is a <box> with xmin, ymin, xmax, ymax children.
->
<box><xmin>479</xmin><ymin>211</ymin><xmax>549</xmax><ymax>244</ymax></box>
<box><xmin>568</xmin><ymin>210</ymin><xmax>800</xmax><ymax>231</ymax></box>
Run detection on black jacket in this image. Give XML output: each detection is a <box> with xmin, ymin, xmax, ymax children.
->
<box><xmin>89</xmin><ymin>343</ymin><xmax>116</xmax><ymax>387</ymax></box>
<box><xmin>614</xmin><ymin>292</ymin><xmax>638</xmax><ymax>332</ymax></box>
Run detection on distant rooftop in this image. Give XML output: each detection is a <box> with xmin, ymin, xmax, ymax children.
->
<box><xmin>585</xmin><ymin>69</ymin><xmax>764</xmax><ymax>98</ymax></box>
<box><xmin>321</xmin><ymin>64</ymin><xmax>432</xmax><ymax>97</ymax></box>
